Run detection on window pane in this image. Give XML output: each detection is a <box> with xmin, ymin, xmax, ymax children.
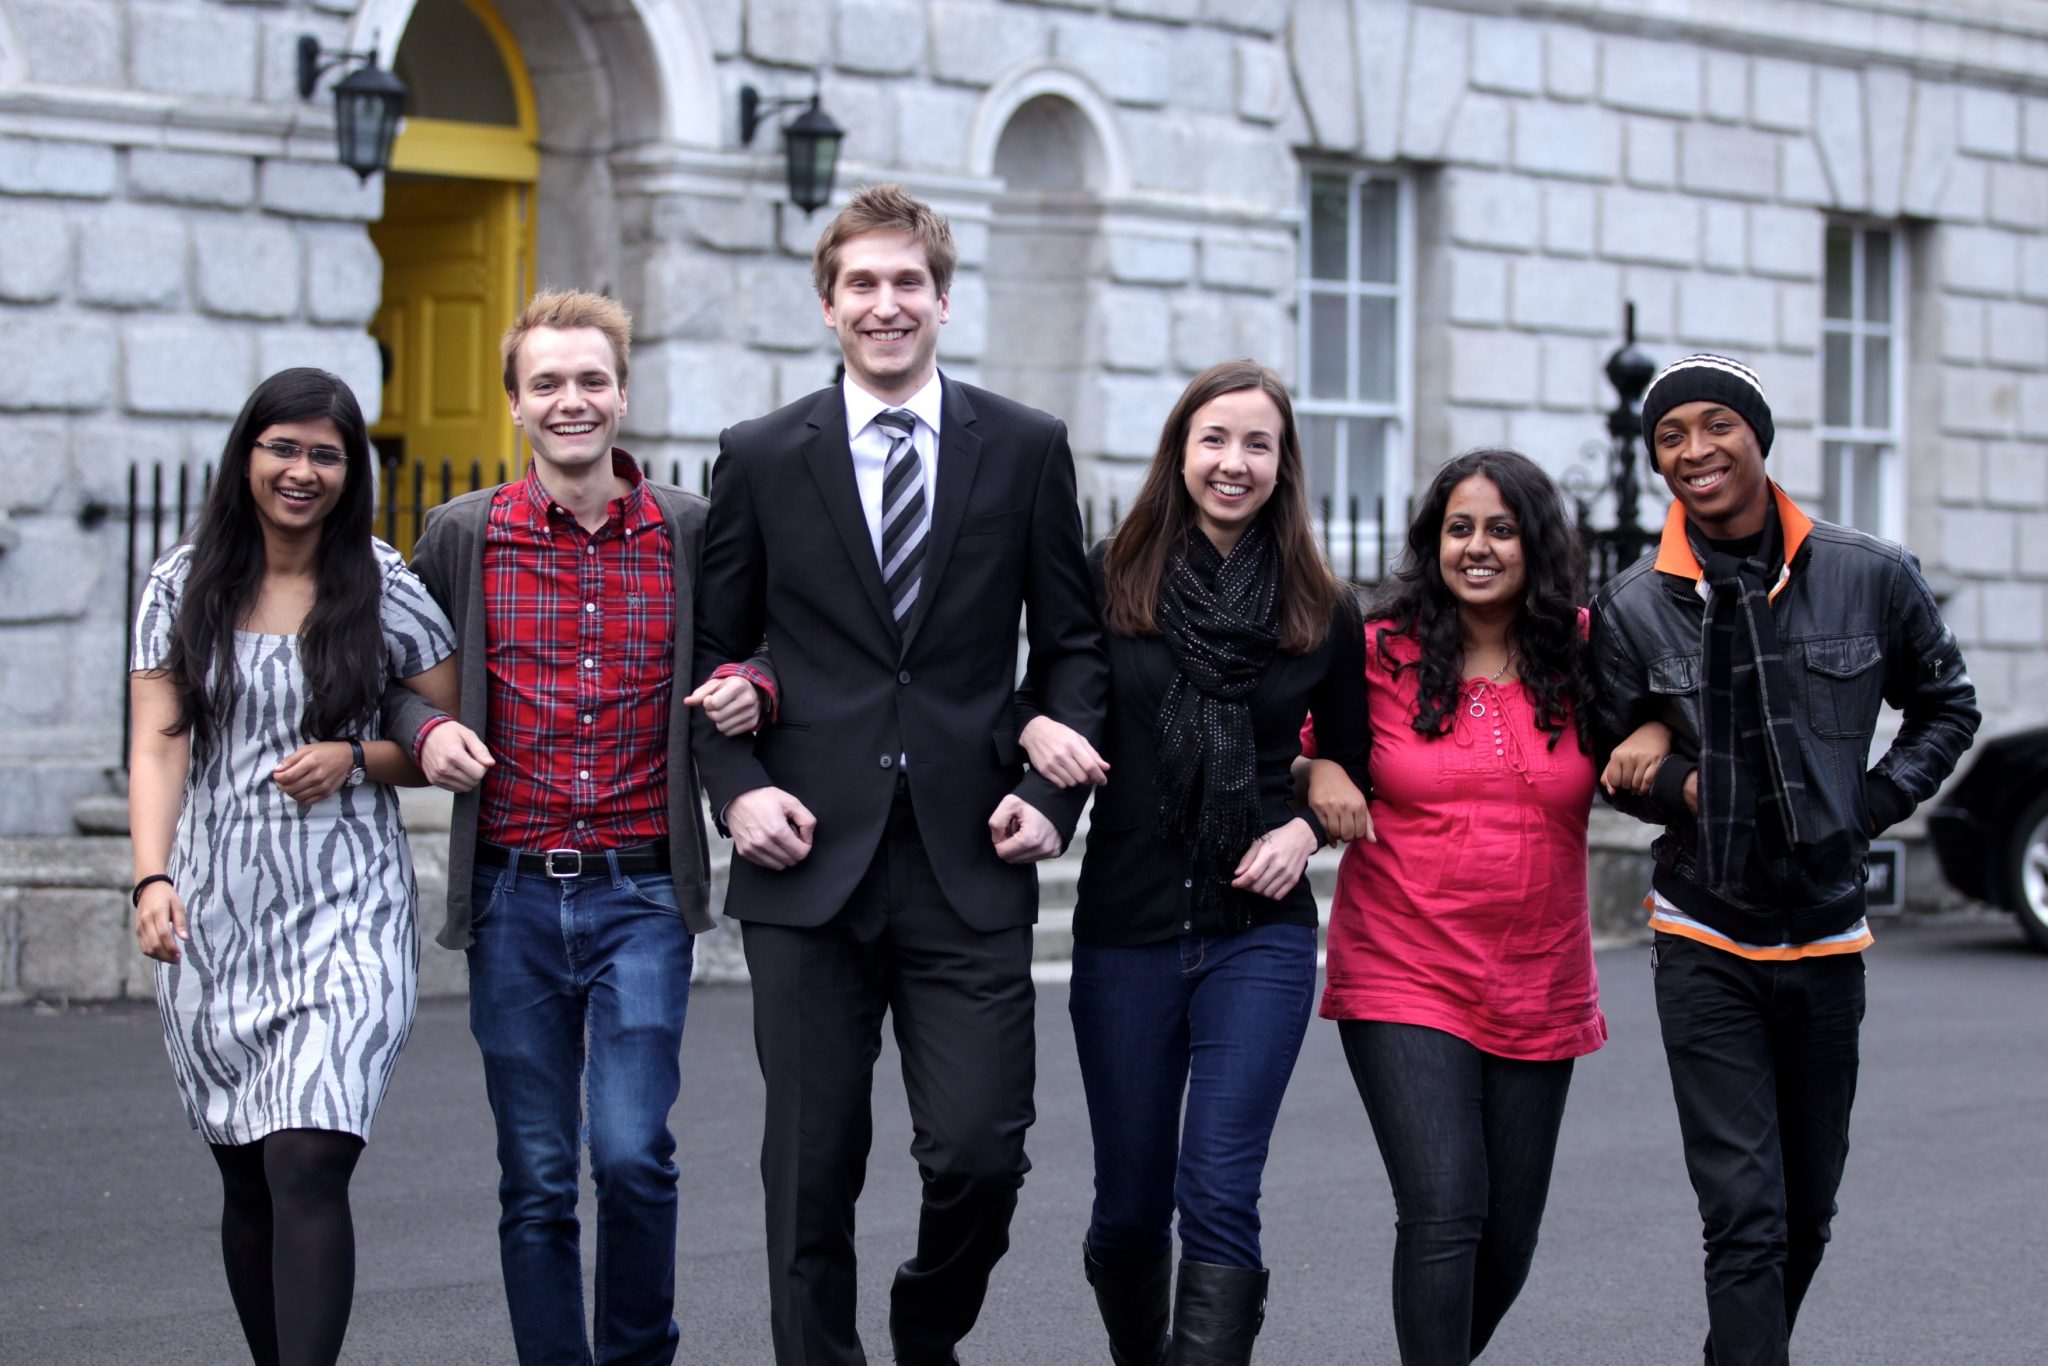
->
<box><xmin>1853</xmin><ymin>444</ymin><xmax>1885</xmax><ymax>529</ymax></box>
<box><xmin>1308</xmin><ymin>175</ymin><xmax>1349</xmax><ymax>282</ymax></box>
<box><xmin>1824</xmin><ymin>225</ymin><xmax>1855</xmax><ymax>320</ymax></box>
<box><xmin>1356</xmin><ymin>296</ymin><xmax>1397</xmax><ymax>403</ymax></box>
<box><xmin>1822</xmin><ymin>441</ymin><xmax>1849</xmax><ymax>524</ymax></box>
<box><xmin>1862</xmin><ymin>335</ymin><xmax>1891</xmax><ymax>427</ymax></box>
<box><xmin>1308</xmin><ymin>293</ymin><xmax>1349</xmax><ymax>400</ymax></box>
<box><xmin>1822</xmin><ymin>331</ymin><xmax>1854</xmax><ymax>427</ymax></box>
<box><xmin>1345</xmin><ymin>416</ymin><xmax>1388</xmax><ymax>512</ymax></box>
<box><xmin>1302</xmin><ymin>413</ymin><xmax>1338</xmax><ymax>505</ymax></box>
<box><xmin>1356</xmin><ymin>178</ymin><xmax>1399</xmax><ymax>284</ymax></box>
<box><xmin>1863</xmin><ymin>231</ymin><xmax>1893</xmax><ymax>323</ymax></box>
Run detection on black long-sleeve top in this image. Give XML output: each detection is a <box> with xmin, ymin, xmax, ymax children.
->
<box><xmin>1064</xmin><ymin>541</ymin><xmax>1371</xmax><ymax>946</ymax></box>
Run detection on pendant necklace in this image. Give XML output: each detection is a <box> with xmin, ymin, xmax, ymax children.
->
<box><xmin>1467</xmin><ymin>651</ymin><xmax>1516</xmax><ymax>718</ymax></box>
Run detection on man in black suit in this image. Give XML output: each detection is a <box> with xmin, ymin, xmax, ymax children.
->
<box><xmin>691</xmin><ymin>184</ymin><xmax>1108</xmax><ymax>1366</ymax></box>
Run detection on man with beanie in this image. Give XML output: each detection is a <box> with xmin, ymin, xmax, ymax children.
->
<box><xmin>1588</xmin><ymin>353</ymin><xmax>1979</xmax><ymax>1365</ymax></box>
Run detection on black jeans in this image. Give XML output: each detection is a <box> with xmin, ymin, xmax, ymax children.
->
<box><xmin>1339</xmin><ymin>1021</ymin><xmax>1575</xmax><ymax>1366</ymax></box>
<box><xmin>1652</xmin><ymin>933</ymin><xmax>1866</xmax><ymax>1366</ymax></box>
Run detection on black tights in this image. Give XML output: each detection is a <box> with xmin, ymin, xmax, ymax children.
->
<box><xmin>208</xmin><ymin>1128</ymin><xmax>365</xmax><ymax>1366</ymax></box>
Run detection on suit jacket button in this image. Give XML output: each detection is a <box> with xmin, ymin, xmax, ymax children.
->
<box><xmin>879</xmin><ymin>755</ymin><xmax>894</xmax><ymax>769</ymax></box>
<box><xmin>898</xmin><ymin>670</ymin><xmax>911</xmax><ymax>685</ymax></box>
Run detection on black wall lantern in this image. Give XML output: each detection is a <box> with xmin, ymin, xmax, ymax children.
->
<box><xmin>740</xmin><ymin>85</ymin><xmax>844</xmax><ymax>215</ymax></box>
<box><xmin>296</xmin><ymin>34</ymin><xmax>408</xmax><ymax>182</ymax></box>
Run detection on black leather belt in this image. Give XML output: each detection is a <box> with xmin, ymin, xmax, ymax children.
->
<box><xmin>475</xmin><ymin>840</ymin><xmax>670</xmax><ymax>879</ymax></box>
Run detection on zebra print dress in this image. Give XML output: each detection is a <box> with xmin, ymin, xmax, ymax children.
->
<box><xmin>132</xmin><ymin>541</ymin><xmax>456</xmax><ymax>1144</ymax></box>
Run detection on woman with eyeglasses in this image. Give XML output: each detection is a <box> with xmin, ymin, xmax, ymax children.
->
<box><xmin>128</xmin><ymin>368</ymin><xmax>461</xmax><ymax>1366</ymax></box>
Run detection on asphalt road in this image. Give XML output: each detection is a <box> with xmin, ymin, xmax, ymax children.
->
<box><xmin>4</xmin><ymin>912</ymin><xmax>2044</xmax><ymax>1364</ymax></box>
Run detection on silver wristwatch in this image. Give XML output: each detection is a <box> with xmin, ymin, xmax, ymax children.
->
<box><xmin>345</xmin><ymin>739</ymin><xmax>366</xmax><ymax>787</ymax></box>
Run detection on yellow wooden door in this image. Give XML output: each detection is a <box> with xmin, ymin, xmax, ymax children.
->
<box><xmin>368</xmin><ymin>177</ymin><xmax>529</xmax><ymax>550</ymax></box>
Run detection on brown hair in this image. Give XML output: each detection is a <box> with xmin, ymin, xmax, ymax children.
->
<box><xmin>1102</xmin><ymin>359</ymin><xmax>1341</xmax><ymax>653</ymax></box>
<box><xmin>811</xmin><ymin>183</ymin><xmax>958</xmax><ymax>300</ymax></box>
<box><xmin>501</xmin><ymin>288</ymin><xmax>632</xmax><ymax>393</ymax></box>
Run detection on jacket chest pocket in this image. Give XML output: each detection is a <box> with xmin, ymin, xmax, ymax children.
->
<box><xmin>1799</xmin><ymin>634</ymin><xmax>1883</xmax><ymax>739</ymax></box>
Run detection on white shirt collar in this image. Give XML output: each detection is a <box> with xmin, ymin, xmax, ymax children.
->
<box><xmin>842</xmin><ymin>369</ymin><xmax>943</xmax><ymax>441</ymax></box>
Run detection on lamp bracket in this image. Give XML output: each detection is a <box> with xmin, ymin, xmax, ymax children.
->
<box><xmin>739</xmin><ymin>84</ymin><xmax>820</xmax><ymax>146</ymax></box>
<box><xmin>296</xmin><ymin>33</ymin><xmax>381</xmax><ymax>101</ymax></box>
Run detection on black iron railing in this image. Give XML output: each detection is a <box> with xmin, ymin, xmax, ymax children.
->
<box><xmin>121</xmin><ymin>463</ymin><xmax>1647</xmax><ymax>769</ymax></box>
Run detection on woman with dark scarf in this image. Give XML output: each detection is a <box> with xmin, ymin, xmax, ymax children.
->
<box><xmin>1019</xmin><ymin>359</ymin><xmax>1369</xmax><ymax>1366</ymax></box>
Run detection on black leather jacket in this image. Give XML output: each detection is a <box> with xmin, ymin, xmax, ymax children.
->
<box><xmin>1590</xmin><ymin>507</ymin><xmax>1978</xmax><ymax>944</ymax></box>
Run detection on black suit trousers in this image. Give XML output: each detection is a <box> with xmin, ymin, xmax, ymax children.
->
<box><xmin>741</xmin><ymin>788</ymin><xmax>1037</xmax><ymax>1366</ymax></box>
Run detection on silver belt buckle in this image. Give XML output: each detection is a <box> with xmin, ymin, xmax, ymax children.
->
<box><xmin>543</xmin><ymin>847</ymin><xmax>583</xmax><ymax>879</ymax></box>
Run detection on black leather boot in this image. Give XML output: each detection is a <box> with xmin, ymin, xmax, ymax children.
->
<box><xmin>1082</xmin><ymin>1240</ymin><xmax>1171</xmax><ymax>1366</ymax></box>
<box><xmin>1166</xmin><ymin>1259</ymin><xmax>1268</xmax><ymax>1366</ymax></box>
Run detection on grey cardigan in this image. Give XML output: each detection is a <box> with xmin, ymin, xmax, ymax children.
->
<box><xmin>385</xmin><ymin>480</ymin><xmax>719</xmax><ymax>949</ymax></box>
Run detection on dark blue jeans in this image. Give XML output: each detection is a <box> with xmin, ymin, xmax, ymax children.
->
<box><xmin>1070</xmin><ymin>922</ymin><xmax>1317</xmax><ymax>1270</ymax></box>
<box><xmin>468</xmin><ymin>856</ymin><xmax>694</xmax><ymax>1366</ymax></box>
<box><xmin>1338</xmin><ymin>1020</ymin><xmax>1575</xmax><ymax>1366</ymax></box>
<box><xmin>1653</xmin><ymin>933</ymin><xmax>1865</xmax><ymax>1366</ymax></box>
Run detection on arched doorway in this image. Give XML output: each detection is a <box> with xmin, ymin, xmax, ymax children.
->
<box><xmin>983</xmin><ymin>94</ymin><xmax>1109</xmax><ymax>432</ymax></box>
<box><xmin>367</xmin><ymin>0</ymin><xmax>538</xmax><ymax>546</ymax></box>
<box><xmin>975</xmin><ymin>72</ymin><xmax>1125</xmax><ymax>526</ymax></box>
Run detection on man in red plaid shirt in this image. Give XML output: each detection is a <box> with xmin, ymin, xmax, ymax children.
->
<box><xmin>387</xmin><ymin>289</ymin><xmax>767</xmax><ymax>1364</ymax></box>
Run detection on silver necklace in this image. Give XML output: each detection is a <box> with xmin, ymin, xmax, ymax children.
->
<box><xmin>1467</xmin><ymin>651</ymin><xmax>1516</xmax><ymax>717</ymax></box>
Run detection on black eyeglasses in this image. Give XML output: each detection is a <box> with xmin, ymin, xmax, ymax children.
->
<box><xmin>254</xmin><ymin>439</ymin><xmax>349</xmax><ymax>468</ymax></box>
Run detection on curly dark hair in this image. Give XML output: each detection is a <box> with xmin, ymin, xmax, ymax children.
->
<box><xmin>1367</xmin><ymin>448</ymin><xmax>1592</xmax><ymax>750</ymax></box>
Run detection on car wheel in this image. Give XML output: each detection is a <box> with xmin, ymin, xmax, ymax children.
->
<box><xmin>2005</xmin><ymin>790</ymin><xmax>2048</xmax><ymax>952</ymax></box>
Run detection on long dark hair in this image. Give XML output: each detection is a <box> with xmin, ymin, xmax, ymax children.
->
<box><xmin>1103</xmin><ymin>359</ymin><xmax>1341</xmax><ymax>653</ymax></box>
<box><xmin>159</xmin><ymin>368</ymin><xmax>385</xmax><ymax>756</ymax></box>
<box><xmin>1369</xmin><ymin>448</ymin><xmax>1592</xmax><ymax>749</ymax></box>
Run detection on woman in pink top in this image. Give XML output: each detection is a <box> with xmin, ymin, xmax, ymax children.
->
<box><xmin>1301</xmin><ymin>449</ymin><xmax>1665</xmax><ymax>1365</ymax></box>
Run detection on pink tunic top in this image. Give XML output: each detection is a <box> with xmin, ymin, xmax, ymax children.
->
<box><xmin>1308</xmin><ymin>622</ymin><xmax>1607</xmax><ymax>1062</ymax></box>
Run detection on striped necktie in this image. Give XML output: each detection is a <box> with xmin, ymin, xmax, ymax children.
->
<box><xmin>874</xmin><ymin>408</ymin><xmax>927</xmax><ymax>628</ymax></box>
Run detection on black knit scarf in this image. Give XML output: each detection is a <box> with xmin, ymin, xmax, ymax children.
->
<box><xmin>1688</xmin><ymin>507</ymin><xmax>1811</xmax><ymax>891</ymax></box>
<box><xmin>1154</xmin><ymin>520</ymin><xmax>1282</xmax><ymax>925</ymax></box>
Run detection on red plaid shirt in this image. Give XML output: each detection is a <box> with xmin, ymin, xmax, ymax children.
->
<box><xmin>476</xmin><ymin>453</ymin><xmax>676</xmax><ymax>851</ymax></box>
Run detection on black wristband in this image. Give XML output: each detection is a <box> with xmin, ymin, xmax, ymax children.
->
<box><xmin>131</xmin><ymin>873</ymin><xmax>174</xmax><ymax>907</ymax></box>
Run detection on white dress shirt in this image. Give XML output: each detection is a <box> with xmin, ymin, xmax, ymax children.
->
<box><xmin>842</xmin><ymin>370</ymin><xmax>941</xmax><ymax>565</ymax></box>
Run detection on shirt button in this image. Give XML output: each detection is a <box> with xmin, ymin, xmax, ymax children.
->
<box><xmin>575</xmin><ymin>820</ymin><xmax>586</xmax><ymax>829</ymax></box>
<box><xmin>1182</xmin><ymin>920</ymin><xmax>1192</xmax><ymax>930</ymax></box>
<box><xmin>582</xmin><ymin>713</ymin><xmax>594</xmax><ymax>724</ymax></box>
<box><xmin>579</xmin><ymin>769</ymin><xmax>590</xmax><ymax>780</ymax></box>
<box><xmin>879</xmin><ymin>755</ymin><xmax>894</xmax><ymax>769</ymax></box>
<box><xmin>1495</xmin><ymin>748</ymin><xmax>1505</xmax><ymax>756</ymax></box>
<box><xmin>584</xmin><ymin>602</ymin><xmax>596</xmax><ymax>613</ymax></box>
<box><xmin>1183</xmin><ymin>878</ymin><xmax>1194</xmax><ymax>889</ymax></box>
<box><xmin>898</xmin><ymin>670</ymin><xmax>911</xmax><ymax>685</ymax></box>
<box><xmin>583</xmin><ymin>658</ymin><xmax>595</xmax><ymax>669</ymax></box>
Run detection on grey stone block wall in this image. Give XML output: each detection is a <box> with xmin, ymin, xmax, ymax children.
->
<box><xmin>1288</xmin><ymin>0</ymin><xmax>2048</xmax><ymax>739</ymax></box>
<box><xmin>4</xmin><ymin>0</ymin><xmax>2048</xmax><ymax>840</ymax></box>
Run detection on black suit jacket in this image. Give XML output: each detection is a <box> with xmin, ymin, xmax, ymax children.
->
<box><xmin>691</xmin><ymin>375</ymin><xmax>1108</xmax><ymax>931</ymax></box>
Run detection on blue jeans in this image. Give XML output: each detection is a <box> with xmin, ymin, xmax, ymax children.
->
<box><xmin>468</xmin><ymin>856</ymin><xmax>694</xmax><ymax>1366</ymax></box>
<box><xmin>1069</xmin><ymin>922</ymin><xmax>1317</xmax><ymax>1269</ymax></box>
<box><xmin>1339</xmin><ymin>1020</ymin><xmax>1575</xmax><ymax>1366</ymax></box>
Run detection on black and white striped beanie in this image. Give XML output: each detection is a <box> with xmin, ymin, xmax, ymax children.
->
<box><xmin>1639</xmin><ymin>354</ymin><xmax>1774</xmax><ymax>469</ymax></box>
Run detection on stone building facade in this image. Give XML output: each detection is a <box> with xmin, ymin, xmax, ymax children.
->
<box><xmin>2</xmin><ymin>0</ymin><xmax>2047</xmax><ymax>839</ymax></box>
